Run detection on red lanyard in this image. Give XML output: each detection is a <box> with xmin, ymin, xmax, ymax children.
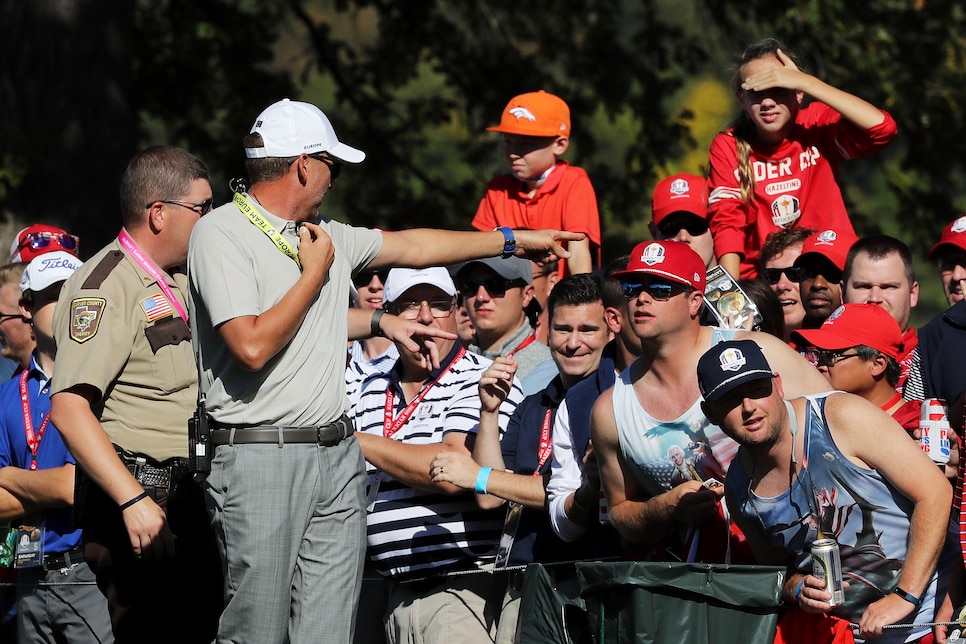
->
<box><xmin>20</xmin><ymin>371</ymin><xmax>50</xmax><ymax>471</ymax></box>
<box><xmin>384</xmin><ymin>346</ymin><xmax>466</xmax><ymax>438</ymax></box>
<box><xmin>532</xmin><ymin>408</ymin><xmax>553</xmax><ymax>476</ymax></box>
<box><xmin>507</xmin><ymin>333</ymin><xmax>536</xmax><ymax>358</ymax></box>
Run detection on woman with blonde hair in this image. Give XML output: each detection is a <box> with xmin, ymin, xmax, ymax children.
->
<box><xmin>707</xmin><ymin>37</ymin><xmax>896</xmax><ymax>280</ymax></box>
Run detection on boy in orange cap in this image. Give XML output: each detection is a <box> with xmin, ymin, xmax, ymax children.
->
<box><xmin>471</xmin><ymin>90</ymin><xmax>600</xmax><ymax>278</ymax></box>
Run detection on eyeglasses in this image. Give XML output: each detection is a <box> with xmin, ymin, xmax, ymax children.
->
<box><xmin>620</xmin><ymin>280</ymin><xmax>687</xmax><ymax>301</ymax></box>
<box><xmin>656</xmin><ymin>217</ymin><xmax>709</xmax><ymax>239</ymax></box>
<box><xmin>352</xmin><ymin>269</ymin><xmax>390</xmax><ymax>288</ymax></box>
<box><xmin>14</xmin><ymin>232</ymin><xmax>80</xmax><ymax>255</ymax></box>
<box><xmin>310</xmin><ymin>154</ymin><xmax>342</xmax><ymax>179</ymax></box>
<box><xmin>799</xmin><ymin>261</ymin><xmax>843</xmax><ymax>283</ymax></box>
<box><xmin>390</xmin><ymin>299</ymin><xmax>456</xmax><ymax>320</ymax></box>
<box><xmin>815</xmin><ymin>348</ymin><xmax>861</xmax><ymax>368</ymax></box>
<box><xmin>0</xmin><ymin>313</ymin><xmax>25</xmax><ymax>325</ymax></box>
<box><xmin>762</xmin><ymin>266</ymin><xmax>802</xmax><ymax>285</ymax></box>
<box><xmin>146</xmin><ymin>198</ymin><xmax>214</xmax><ymax>216</ymax></box>
<box><xmin>457</xmin><ymin>277</ymin><xmax>525</xmax><ymax>298</ymax></box>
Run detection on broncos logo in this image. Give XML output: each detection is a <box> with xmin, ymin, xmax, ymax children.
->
<box><xmin>508</xmin><ymin>107</ymin><xmax>537</xmax><ymax>122</ymax></box>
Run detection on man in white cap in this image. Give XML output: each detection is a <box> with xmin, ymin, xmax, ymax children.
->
<box><xmin>590</xmin><ymin>240</ymin><xmax>828</xmax><ymax>564</ymax></box>
<box><xmin>347</xmin><ymin>267</ymin><xmax>522</xmax><ymax>643</ymax></box>
<box><xmin>0</xmin><ymin>251</ymin><xmax>113</xmax><ymax>642</ymax></box>
<box><xmin>187</xmin><ymin>98</ymin><xmax>582</xmax><ymax>643</ymax></box>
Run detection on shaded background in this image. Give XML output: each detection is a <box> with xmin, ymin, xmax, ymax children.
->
<box><xmin>3</xmin><ymin>0</ymin><xmax>965</xmax><ymax>325</ymax></box>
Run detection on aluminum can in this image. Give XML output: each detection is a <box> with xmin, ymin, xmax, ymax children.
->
<box><xmin>920</xmin><ymin>397</ymin><xmax>951</xmax><ymax>465</ymax></box>
<box><xmin>810</xmin><ymin>538</ymin><xmax>844</xmax><ymax>607</ymax></box>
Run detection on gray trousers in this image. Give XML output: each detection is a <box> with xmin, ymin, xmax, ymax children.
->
<box><xmin>16</xmin><ymin>561</ymin><xmax>113</xmax><ymax>644</ymax></box>
<box><xmin>205</xmin><ymin>434</ymin><xmax>367</xmax><ymax>644</ymax></box>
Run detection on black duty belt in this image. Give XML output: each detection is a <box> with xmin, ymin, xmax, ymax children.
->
<box><xmin>210</xmin><ymin>415</ymin><xmax>354</xmax><ymax>448</ymax></box>
<box><xmin>43</xmin><ymin>546</ymin><xmax>85</xmax><ymax>572</ymax></box>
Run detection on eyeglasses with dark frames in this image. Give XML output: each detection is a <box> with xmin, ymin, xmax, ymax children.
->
<box><xmin>0</xmin><ymin>312</ymin><xmax>26</xmax><ymax>325</ymax></box>
<box><xmin>762</xmin><ymin>266</ymin><xmax>802</xmax><ymax>285</ymax></box>
<box><xmin>620</xmin><ymin>280</ymin><xmax>687</xmax><ymax>302</ymax></box>
<box><xmin>457</xmin><ymin>277</ymin><xmax>525</xmax><ymax>299</ymax></box>
<box><xmin>146</xmin><ymin>198</ymin><xmax>214</xmax><ymax>216</ymax></box>
<box><xmin>814</xmin><ymin>348</ymin><xmax>862</xmax><ymax>368</ymax></box>
<box><xmin>15</xmin><ymin>232</ymin><xmax>80</xmax><ymax>255</ymax></box>
<box><xmin>310</xmin><ymin>153</ymin><xmax>342</xmax><ymax>179</ymax></box>
<box><xmin>390</xmin><ymin>299</ymin><xmax>456</xmax><ymax>320</ymax></box>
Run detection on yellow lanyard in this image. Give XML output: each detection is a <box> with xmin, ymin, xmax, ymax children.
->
<box><xmin>233</xmin><ymin>192</ymin><xmax>300</xmax><ymax>268</ymax></box>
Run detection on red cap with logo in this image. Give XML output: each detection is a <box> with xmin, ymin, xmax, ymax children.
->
<box><xmin>10</xmin><ymin>224</ymin><xmax>80</xmax><ymax>263</ymax></box>
<box><xmin>929</xmin><ymin>215</ymin><xmax>966</xmax><ymax>259</ymax></box>
<box><xmin>486</xmin><ymin>90</ymin><xmax>571</xmax><ymax>138</ymax></box>
<box><xmin>792</xmin><ymin>303</ymin><xmax>903</xmax><ymax>360</ymax></box>
<box><xmin>792</xmin><ymin>229</ymin><xmax>858</xmax><ymax>272</ymax></box>
<box><xmin>612</xmin><ymin>240</ymin><xmax>706</xmax><ymax>291</ymax></box>
<box><xmin>651</xmin><ymin>173</ymin><xmax>709</xmax><ymax>225</ymax></box>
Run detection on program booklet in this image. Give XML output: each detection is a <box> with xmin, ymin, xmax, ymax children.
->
<box><xmin>703</xmin><ymin>265</ymin><xmax>762</xmax><ymax>330</ymax></box>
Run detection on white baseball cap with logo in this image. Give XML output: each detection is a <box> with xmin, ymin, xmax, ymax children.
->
<box><xmin>20</xmin><ymin>251</ymin><xmax>83</xmax><ymax>293</ymax></box>
<box><xmin>245</xmin><ymin>98</ymin><xmax>366</xmax><ymax>163</ymax></box>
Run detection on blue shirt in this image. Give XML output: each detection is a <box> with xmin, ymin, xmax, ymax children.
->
<box><xmin>0</xmin><ymin>355</ymin><xmax>79</xmax><ymax>555</ymax></box>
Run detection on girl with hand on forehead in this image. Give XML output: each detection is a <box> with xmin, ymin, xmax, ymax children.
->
<box><xmin>707</xmin><ymin>37</ymin><xmax>897</xmax><ymax>281</ymax></box>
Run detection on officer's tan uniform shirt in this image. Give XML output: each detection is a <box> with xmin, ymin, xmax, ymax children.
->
<box><xmin>51</xmin><ymin>239</ymin><xmax>195</xmax><ymax>461</ymax></box>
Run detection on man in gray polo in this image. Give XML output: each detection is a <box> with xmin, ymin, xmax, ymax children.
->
<box><xmin>188</xmin><ymin>98</ymin><xmax>582</xmax><ymax>643</ymax></box>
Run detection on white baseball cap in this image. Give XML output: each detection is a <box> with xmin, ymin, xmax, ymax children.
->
<box><xmin>245</xmin><ymin>98</ymin><xmax>365</xmax><ymax>163</ymax></box>
<box><xmin>20</xmin><ymin>251</ymin><xmax>83</xmax><ymax>293</ymax></box>
<box><xmin>383</xmin><ymin>267</ymin><xmax>456</xmax><ymax>305</ymax></box>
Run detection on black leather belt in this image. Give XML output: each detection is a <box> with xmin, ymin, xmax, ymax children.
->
<box><xmin>43</xmin><ymin>546</ymin><xmax>85</xmax><ymax>571</ymax></box>
<box><xmin>211</xmin><ymin>415</ymin><xmax>354</xmax><ymax>448</ymax></box>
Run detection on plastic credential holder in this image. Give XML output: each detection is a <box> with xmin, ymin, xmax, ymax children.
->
<box><xmin>703</xmin><ymin>265</ymin><xmax>762</xmax><ymax>330</ymax></box>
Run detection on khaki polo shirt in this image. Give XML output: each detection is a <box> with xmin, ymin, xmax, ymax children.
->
<box><xmin>52</xmin><ymin>240</ymin><xmax>196</xmax><ymax>461</ymax></box>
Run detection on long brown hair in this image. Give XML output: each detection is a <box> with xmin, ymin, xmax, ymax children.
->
<box><xmin>727</xmin><ymin>38</ymin><xmax>804</xmax><ymax>206</ymax></box>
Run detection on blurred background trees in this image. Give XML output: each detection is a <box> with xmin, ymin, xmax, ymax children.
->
<box><xmin>3</xmin><ymin>0</ymin><xmax>966</xmax><ymax>323</ymax></box>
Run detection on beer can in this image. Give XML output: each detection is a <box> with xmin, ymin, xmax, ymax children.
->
<box><xmin>919</xmin><ymin>397</ymin><xmax>951</xmax><ymax>465</ymax></box>
<box><xmin>810</xmin><ymin>538</ymin><xmax>845</xmax><ymax>607</ymax></box>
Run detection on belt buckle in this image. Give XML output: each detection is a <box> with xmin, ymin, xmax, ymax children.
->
<box><xmin>316</xmin><ymin>426</ymin><xmax>324</xmax><ymax>445</ymax></box>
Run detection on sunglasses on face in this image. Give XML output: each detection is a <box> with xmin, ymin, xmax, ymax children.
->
<box><xmin>15</xmin><ymin>232</ymin><xmax>80</xmax><ymax>255</ymax></box>
<box><xmin>310</xmin><ymin>153</ymin><xmax>342</xmax><ymax>179</ymax></box>
<box><xmin>801</xmin><ymin>265</ymin><xmax>843</xmax><ymax>283</ymax></box>
<box><xmin>457</xmin><ymin>277</ymin><xmax>524</xmax><ymax>298</ymax></box>
<box><xmin>814</xmin><ymin>348</ymin><xmax>862</xmax><ymax>368</ymax></box>
<box><xmin>762</xmin><ymin>266</ymin><xmax>802</xmax><ymax>285</ymax></box>
<box><xmin>620</xmin><ymin>280</ymin><xmax>687</xmax><ymax>301</ymax></box>
<box><xmin>656</xmin><ymin>216</ymin><xmax>709</xmax><ymax>239</ymax></box>
<box><xmin>352</xmin><ymin>269</ymin><xmax>390</xmax><ymax>288</ymax></box>
<box><xmin>145</xmin><ymin>198</ymin><xmax>214</xmax><ymax>216</ymax></box>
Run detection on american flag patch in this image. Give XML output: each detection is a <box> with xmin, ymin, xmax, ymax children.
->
<box><xmin>139</xmin><ymin>293</ymin><xmax>173</xmax><ymax>321</ymax></box>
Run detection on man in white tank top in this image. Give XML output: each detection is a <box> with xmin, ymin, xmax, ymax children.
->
<box><xmin>591</xmin><ymin>240</ymin><xmax>830</xmax><ymax>563</ymax></box>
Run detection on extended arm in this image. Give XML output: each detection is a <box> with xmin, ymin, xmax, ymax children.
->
<box><xmin>374</xmin><ymin>228</ymin><xmax>582</xmax><ymax>269</ymax></box>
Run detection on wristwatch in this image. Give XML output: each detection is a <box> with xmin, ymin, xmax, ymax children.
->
<box><xmin>495</xmin><ymin>227</ymin><xmax>516</xmax><ymax>259</ymax></box>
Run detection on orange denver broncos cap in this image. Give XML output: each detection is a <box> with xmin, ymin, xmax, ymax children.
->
<box><xmin>486</xmin><ymin>90</ymin><xmax>571</xmax><ymax>138</ymax></box>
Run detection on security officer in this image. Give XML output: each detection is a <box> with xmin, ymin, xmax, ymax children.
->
<box><xmin>48</xmin><ymin>146</ymin><xmax>222</xmax><ymax>643</ymax></box>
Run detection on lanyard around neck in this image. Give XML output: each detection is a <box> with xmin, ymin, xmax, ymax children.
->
<box><xmin>233</xmin><ymin>192</ymin><xmax>301</xmax><ymax>268</ymax></box>
<box><xmin>20</xmin><ymin>371</ymin><xmax>50</xmax><ymax>472</ymax></box>
<box><xmin>118</xmin><ymin>228</ymin><xmax>188</xmax><ymax>322</ymax></box>
<box><xmin>383</xmin><ymin>346</ymin><xmax>467</xmax><ymax>439</ymax></box>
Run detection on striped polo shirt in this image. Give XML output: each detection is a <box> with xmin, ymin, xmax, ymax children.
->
<box><xmin>347</xmin><ymin>344</ymin><xmax>523</xmax><ymax>580</ymax></box>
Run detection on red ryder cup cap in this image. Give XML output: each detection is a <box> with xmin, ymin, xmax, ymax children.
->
<box><xmin>486</xmin><ymin>90</ymin><xmax>571</xmax><ymax>138</ymax></box>
<box><xmin>929</xmin><ymin>215</ymin><xmax>966</xmax><ymax>259</ymax></box>
<box><xmin>697</xmin><ymin>339</ymin><xmax>775</xmax><ymax>403</ymax></box>
<box><xmin>791</xmin><ymin>303</ymin><xmax>903</xmax><ymax>360</ymax></box>
<box><xmin>651</xmin><ymin>173</ymin><xmax>709</xmax><ymax>225</ymax></box>
<box><xmin>612</xmin><ymin>240</ymin><xmax>706</xmax><ymax>291</ymax></box>
<box><xmin>245</xmin><ymin>98</ymin><xmax>365</xmax><ymax>163</ymax></box>
<box><xmin>793</xmin><ymin>229</ymin><xmax>858</xmax><ymax>271</ymax></box>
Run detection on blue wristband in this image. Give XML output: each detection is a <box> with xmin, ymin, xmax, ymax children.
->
<box><xmin>475</xmin><ymin>467</ymin><xmax>493</xmax><ymax>494</ymax></box>
<box><xmin>793</xmin><ymin>578</ymin><xmax>805</xmax><ymax>603</ymax></box>
<box><xmin>495</xmin><ymin>227</ymin><xmax>516</xmax><ymax>258</ymax></box>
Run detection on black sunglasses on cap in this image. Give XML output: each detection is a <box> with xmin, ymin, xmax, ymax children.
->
<box><xmin>762</xmin><ymin>266</ymin><xmax>802</xmax><ymax>285</ymax></box>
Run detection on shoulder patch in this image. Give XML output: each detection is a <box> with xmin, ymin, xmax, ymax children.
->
<box><xmin>69</xmin><ymin>298</ymin><xmax>106</xmax><ymax>343</ymax></box>
<box><xmin>81</xmin><ymin>251</ymin><xmax>124</xmax><ymax>290</ymax></box>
